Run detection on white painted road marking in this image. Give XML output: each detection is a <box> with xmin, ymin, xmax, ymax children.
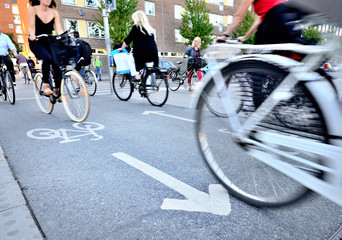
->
<box><xmin>143</xmin><ymin>111</ymin><xmax>196</xmax><ymax>123</ymax></box>
<box><xmin>112</xmin><ymin>152</ymin><xmax>231</xmax><ymax>216</ymax></box>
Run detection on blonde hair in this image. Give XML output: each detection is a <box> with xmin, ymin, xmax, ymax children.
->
<box><xmin>132</xmin><ymin>11</ymin><xmax>154</xmax><ymax>36</ymax></box>
<box><xmin>192</xmin><ymin>37</ymin><xmax>201</xmax><ymax>47</ymax></box>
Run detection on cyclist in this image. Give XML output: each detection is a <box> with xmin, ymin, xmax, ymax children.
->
<box><xmin>0</xmin><ymin>24</ymin><xmax>17</xmax><ymax>86</ymax></box>
<box><xmin>217</xmin><ymin>0</ymin><xmax>308</xmax><ymax>45</ymax></box>
<box><xmin>118</xmin><ymin>11</ymin><xmax>159</xmax><ymax>82</ymax></box>
<box><xmin>16</xmin><ymin>52</ymin><xmax>29</xmax><ymax>80</ymax></box>
<box><xmin>184</xmin><ymin>37</ymin><xmax>203</xmax><ymax>92</ymax></box>
<box><xmin>28</xmin><ymin>0</ymin><xmax>63</xmax><ymax>96</ymax></box>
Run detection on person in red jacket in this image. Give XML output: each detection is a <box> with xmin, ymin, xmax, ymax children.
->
<box><xmin>217</xmin><ymin>0</ymin><xmax>308</xmax><ymax>45</ymax></box>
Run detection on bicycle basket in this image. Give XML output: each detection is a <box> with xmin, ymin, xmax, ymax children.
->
<box><xmin>187</xmin><ymin>58</ymin><xmax>206</xmax><ymax>70</ymax></box>
<box><xmin>49</xmin><ymin>31</ymin><xmax>77</xmax><ymax>67</ymax></box>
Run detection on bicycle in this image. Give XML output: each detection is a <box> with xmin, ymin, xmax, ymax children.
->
<box><xmin>168</xmin><ymin>58</ymin><xmax>205</xmax><ymax>91</ymax></box>
<box><xmin>0</xmin><ymin>55</ymin><xmax>15</xmax><ymax>104</ymax></box>
<box><xmin>32</xmin><ymin>33</ymin><xmax>90</xmax><ymax>122</ymax></box>
<box><xmin>194</xmin><ymin>4</ymin><xmax>342</xmax><ymax>208</ymax></box>
<box><xmin>20</xmin><ymin>63</ymin><xmax>30</xmax><ymax>84</ymax></box>
<box><xmin>79</xmin><ymin>65</ymin><xmax>97</xmax><ymax>96</ymax></box>
<box><xmin>112</xmin><ymin>63</ymin><xmax>169</xmax><ymax>107</ymax></box>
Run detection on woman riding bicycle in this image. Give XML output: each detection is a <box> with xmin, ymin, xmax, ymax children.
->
<box><xmin>217</xmin><ymin>0</ymin><xmax>309</xmax><ymax>45</ymax></box>
<box><xmin>28</xmin><ymin>0</ymin><xmax>63</xmax><ymax>96</ymax></box>
<box><xmin>118</xmin><ymin>11</ymin><xmax>159</xmax><ymax>82</ymax></box>
<box><xmin>184</xmin><ymin>37</ymin><xmax>203</xmax><ymax>92</ymax></box>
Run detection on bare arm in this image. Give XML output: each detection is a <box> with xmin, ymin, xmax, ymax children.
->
<box><xmin>54</xmin><ymin>10</ymin><xmax>63</xmax><ymax>35</ymax></box>
<box><xmin>217</xmin><ymin>0</ymin><xmax>254</xmax><ymax>42</ymax></box>
<box><xmin>28</xmin><ymin>6</ymin><xmax>36</xmax><ymax>41</ymax></box>
<box><xmin>118</xmin><ymin>42</ymin><xmax>128</xmax><ymax>52</ymax></box>
<box><xmin>239</xmin><ymin>15</ymin><xmax>260</xmax><ymax>42</ymax></box>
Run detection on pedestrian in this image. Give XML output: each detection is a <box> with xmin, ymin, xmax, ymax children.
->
<box><xmin>118</xmin><ymin>10</ymin><xmax>159</xmax><ymax>81</ymax></box>
<box><xmin>0</xmin><ymin>24</ymin><xmax>17</xmax><ymax>85</ymax></box>
<box><xmin>73</xmin><ymin>31</ymin><xmax>92</xmax><ymax>74</ymax></box>
<box><xmin>216</xmin><ymin>0</ymin><xmax>308</xmax><ymax>45</ymax></box>
<box><xmin>28</xmin><ymin>0</ymin><xmax>63</xmax><ymax>96</ymax></box>
<box><xmin>93</xmin><ymin>56</ymin><xmax>102</xmax><ymax>81</ymax></box>
<box><xmin>183</xmin><ymin>37</ymin><xmax>203</xmax><ymax>92</ymax></box>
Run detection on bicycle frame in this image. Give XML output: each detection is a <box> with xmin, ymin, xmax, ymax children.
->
<box><xmin>198</xmin><ymin>41</ymin><xmax>342</xmax><ymax>206</ymax></box>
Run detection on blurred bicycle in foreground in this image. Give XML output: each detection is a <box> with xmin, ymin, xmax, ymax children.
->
<box><xmin>195</xmin><ymin>0</ymin><xmax>342</xmax><ymax>207</ymax></box>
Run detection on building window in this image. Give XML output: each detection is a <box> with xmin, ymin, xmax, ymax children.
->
<box><xmin>219</xmin><ymin>0</ymin><xmax>224</xmax><ymax>11</ymax></box>
<box><xmin>5</xmin><ymin>4</ymin><xmax>10</xmax><ymax>8</ymax></box>
<box><xmin>18</xmin><ymin>35</ymin><xmax>24</xmax><ymax>44</ymax></box>
<box><xmin>174</xmin><ymin>5</ymin><xmax>182</xmax><ymax>20</ymax></box>
<box><xmin>210</xmin><ymin>14</ymin><xmax>223</xmax><ymax>27</ymax></box>
<box><xmin>16</xmin><ymin>25</ymin><xmax>22</xmax><ymax>34</ymax></box>
<box><xmin>61</xmin><ymin>0</ymin><xmax>76</xmax><ymax>5</ymax></box>
<box><xmin>9</xmin><ymin>24</ymin><xmax>13</xmax><ymax>28</ymax></box>
<box><xmin>209</xmin><ymin>0</ymin><xmax>219</xmax><ymax>5</ymax></box>
<box><xmin>227</xmin><ymin>15</ymin><xmax>233</xmax><ymax>25</ymax></box>
<box><xmin>228</xmin><ymin>0</ymin><xmax>234</xmax><ymax>7</ymax></box>
<box><xmin>87</xmin><ymin>21</ymin><xmax>105</xmax><ymax>38</ymax></box>
<box><xmin>85</xmin><ymin>0</ymin><xmax>99</xmax><ymax>8</ymax></box>
<box><xmin>14</xmin><ymin>16</ymin><xmax>21</xmax><ymax>24</ymax></box>
<box><xmin>12</xmin><ymin>6</ymin><xmax>19</xmax><ymax>14</ymax></box>
<box><xmin>175</xmin><ymin>29</ymin><xmax>182</xmax><ymax>43</ymax></box>
<box><xmin>64</xmin><ymin>19</ymin><xmax>79</xmax><ymax>32</ymax></box>
<box><xmin>145</xmin><ymin>1</ymin><xmax>155</xmax><ymax>16</ymax></box>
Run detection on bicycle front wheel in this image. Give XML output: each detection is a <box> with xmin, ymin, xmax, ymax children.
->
<box><xmin>145</xmin><ymin>73</ymin><xmax>168</xmax><ymax>107</ymax></box>
<box><xmin>33</xmin><ymin>73</ymin><xmax>54</xmax><ymax>114</ymax></box>
<box><xmin>168</xmin><ymin>69</ymin><xmax>181</xmax><ymax>91</ymax></box>
<box><xmin>84</xmin><ymin>70</ymin><xmax>97</xmax><ymax>96</ymax></box>
<box><xmin>1</xmin><ymin>75</ymin><xmax>6</xmax><ymax>101</ymax></box>
<box><xmin>61</xmin><ymin>71</ymin><xmax>90</xmax><ymax>122</ymax></box>
<box><xmin>4</xmin><ymin>72</ymin><xmax>15</xmax><ymax>104</ymax></box>
<box><xmin>112</xmin><ymin>72</ymin><xmax>133</xmax><ymax>101</ymax></box>
<box><xmin>196</xmin><ymin>61</ymin><xmax>328</xmax><ymax>207</ymax></box>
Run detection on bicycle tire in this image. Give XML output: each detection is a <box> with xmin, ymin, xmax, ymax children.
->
<box><xmin>33</xmin><ymin>73</ymin><xmax>54</xmax><ymax>114</ymax></box>
<box><xmin>84</xmin><ymin>70</ymin><xmax>97</xmax><ymax>96</ymax></box>
<box><xmin>1</xmin><ymin>74</ymin><xmax>6</xmax><ymax>101</ymax></box>
<box><xmin>145</xmin><ymin>72</ymin><xmax>169</xmax><ymax>107</ymax></box>
<box><xmin>61</xmin><ymin>71</ymin><xmax>90</xmax><ymax>122</ymax></box>
<box><xmin>4</xmin><ymin>72</ymin><xmax>15</xmax><ymax>104</ymax></box>
<box><xmin>168</xmin><ymin>69</ymin><xmax>181</xmax><ymax>91</ymax></box>
<box><xmin>24</xmin><ymin>71</ymin><xmax>29</xmax><ymax>84</ymax></box>
<box><xmin>196</xmin><ymin>60</ymin><xmax>328</xmax><ymax>207</ymax></box>
<box><xmin>112</xmin><ymin>72</ymin><xmax>133</xmax><ymax>101</ymax></box>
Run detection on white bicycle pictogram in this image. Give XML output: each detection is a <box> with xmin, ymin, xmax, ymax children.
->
<box><xmin>26</xmin><ymin>122</ymin><xmax>104</xmax><ymax>143</ymax></box>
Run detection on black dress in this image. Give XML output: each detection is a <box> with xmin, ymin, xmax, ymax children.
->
<box><xmin>124</xmin><ymin>25</ymin><xmax>159</xmax><ymax>71</ymax></box>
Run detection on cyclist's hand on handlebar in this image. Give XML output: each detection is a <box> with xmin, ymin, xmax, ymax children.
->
<box><xmin>29</xmin><ymin>34</ymin><xmax>37</xmax><ymax>41</ymax></box>
<box><xmin>118</xmin><ymin>48</ymin><xmax>123</xmax><ymax>52</ymax></box>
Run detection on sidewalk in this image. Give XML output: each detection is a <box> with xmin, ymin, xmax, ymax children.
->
<box><xmin>0</xmin><ymin>147</ymin><xmax>43</xmax><ymax>239</ymax></box>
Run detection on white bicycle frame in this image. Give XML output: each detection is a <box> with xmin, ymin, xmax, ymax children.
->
<box><xmin>198</xmin><ymin>42</ymin><xmax>342</xmax><ymax>206</ymax></box>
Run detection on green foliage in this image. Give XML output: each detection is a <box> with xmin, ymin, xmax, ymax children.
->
<box><xmin>302</xmin><ymin>27</ymin><xmax>322</xmax><ymax>44</ymax></box>
<box><xmin>94</xmin><ymin>0</ymin><xmax>138</xmax><ymax>48</ymax></box>
<box><xmin>4</xmin><ymin>32</ymin><xmax>22</xmax><ymax>53</ymax></box>
<box><xmin>179</xmin><ymin>0</ymin><xmax>214</xmax><ymax>50</ymax></box>
<box><xmin>232</xmin><ymin>10</ymin><xmax>256</xmax><ymax>44</ymax></box>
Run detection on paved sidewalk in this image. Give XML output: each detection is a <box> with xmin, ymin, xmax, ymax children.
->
<box><xmin>0</xmin><ymin>147</ymin><xmax>43</xmax><ymax>240</ymax></box>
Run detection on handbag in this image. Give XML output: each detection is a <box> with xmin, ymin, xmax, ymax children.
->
<box><xmin>49</xmin><ymin>31</ymin><xmax>77</xmax><ymax>67</ymax></box>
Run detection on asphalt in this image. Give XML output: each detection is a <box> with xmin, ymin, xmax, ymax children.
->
<box><xmin>1</xmin><ymin>72</ymin><xmax>342</xmax><ymax>240</ymax></box>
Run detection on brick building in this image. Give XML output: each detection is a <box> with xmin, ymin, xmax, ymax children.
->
<box><xmin>0</xmin><ymin>0</ymin><xmax>17</xmax><ymax>42</ymax></box>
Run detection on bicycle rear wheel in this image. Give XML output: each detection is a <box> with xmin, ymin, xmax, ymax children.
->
<box><xmin>61</xmin><ymin>71</ymin><xmax>90</xmax><ymax>122</ymax></box>
<box><xmin>1</xmin><ymin>75</ymin><xmax>6</xmax><ymax>101</ymax></box>
<box><xmin>196</xmin><ymin>61</ymin><xmax>327</xmax><ymax>207</ymax></box>
<box><xmin>84</xmin><ymin>70</ymin><xmax>97</xmax><ymax>96</ymax></box>
<box><xmin>33</xmin><ymin>73</ymin><xmax>53</xmax><ymax>113</ymax></box>
<box><xmin>145</xmin><ymin>73</ymin><xmax>168</xmax><ymax>107</ymax></box>
<box><xmin>4</xmin><ymin>72</ymin><xmax>15</xmax><ymax>104</ymax></box>
<box><xmin>112</xmin><ymin>72</ymin><xmax>133</xmax><ymax>101</ymax></box>
<box><xmin>168</xmin><ymin>69</ymin><xmax>181</xmax><ymax>91</ymax></box>
<box><xmin>24</xmin><ymin>71</ymin><xmax>29</xmax><ymax>84</ymax></box>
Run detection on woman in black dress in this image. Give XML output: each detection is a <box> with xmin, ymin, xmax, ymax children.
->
<box><xmin>119</xmin><ymin>11</ymin><xmax>158</xmax><ymax>80</ymax></box>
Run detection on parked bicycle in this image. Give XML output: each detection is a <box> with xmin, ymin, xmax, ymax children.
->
<box><xmin>32</xmin><ymin>33</ymin><xmax>90</xmax><ymax>122</ymax></box>
<box><xmin>168</xmin><ymin>58</ymin><xmax>205</xmax><ymax>91</ymax></box>
<box><xmin>0</xmin><ymin>55</ymin><xmax>15</xmax><ymax>104</ymax></box>
<box><xmin>194</xmin><ymin>3</ymin><xmax>342</xmax><ymax>208</ymax></box>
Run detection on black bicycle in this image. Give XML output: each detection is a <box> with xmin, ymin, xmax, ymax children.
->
<box><xmin>0</xmin><ymin>55</ymin><xmax>15</xmax><ymax>104</ymax></box>
<box><xmin>112</xmin><ymin>65</ymin><xmax>169</xmax><ymax>107</ymax></box>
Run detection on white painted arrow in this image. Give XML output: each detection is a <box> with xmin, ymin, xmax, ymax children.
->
<box><xmin>142</xmin><ymin>111</ymin><xmax>196</xmax><ymax>123</ymax></box>
<box><xmin>112</xmin><ymin>152</ymin><xmax>231</xmax><ymax>216</ymax></box>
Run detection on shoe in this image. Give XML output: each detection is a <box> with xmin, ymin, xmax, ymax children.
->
<box><xmin>42</xmin><ymin>87</ymin><xmax>53</xmax><ymax>96</ymax></box>
<box><xmin>99</xmin><ymin>79</ymin><xmax>102</xmax><ymax>81</ymax></box>
<box><xmin>58</xmin><ymin>96</ymin><xmax>62</xmax><ymax>103</ymax></box>
<box><xmin>132</xmin><ymin>77</ymin><xmax>141</xmax><ymax>82</ymax></box>
<box><xmin>13</xmin><ymin>82</ymin><xmax>16</xmax><ymax>86</ymax></box>
<box><xmin>188</xmin><ymin>87</ymin><xmax>193</xmax><ymax>92</ymax></box>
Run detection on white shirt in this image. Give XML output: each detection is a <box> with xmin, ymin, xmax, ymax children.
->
<box><xmin>0</xmin><ymin>33</ymin><xmax>16</xmax><ymax>56</ymax></box>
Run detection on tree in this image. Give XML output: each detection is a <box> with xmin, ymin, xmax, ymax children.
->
<box><xmin>94</xmin><ymin>0</ymin><xmax>138</xmax><ymax>48</ymax></box>
<box><xmin>302</xmin><ymin>27</ymin><xmax>323</xmax><ymax>44</ymax></box>
<box><xmin>232</xmin><ymin>10</ymin><xmax>256</xmax><ymax>44</ymax></box>
<box><xmin>179</xmin><ymin>0</ymin><xmax>214</xmax><ymax>50</ymax></box>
